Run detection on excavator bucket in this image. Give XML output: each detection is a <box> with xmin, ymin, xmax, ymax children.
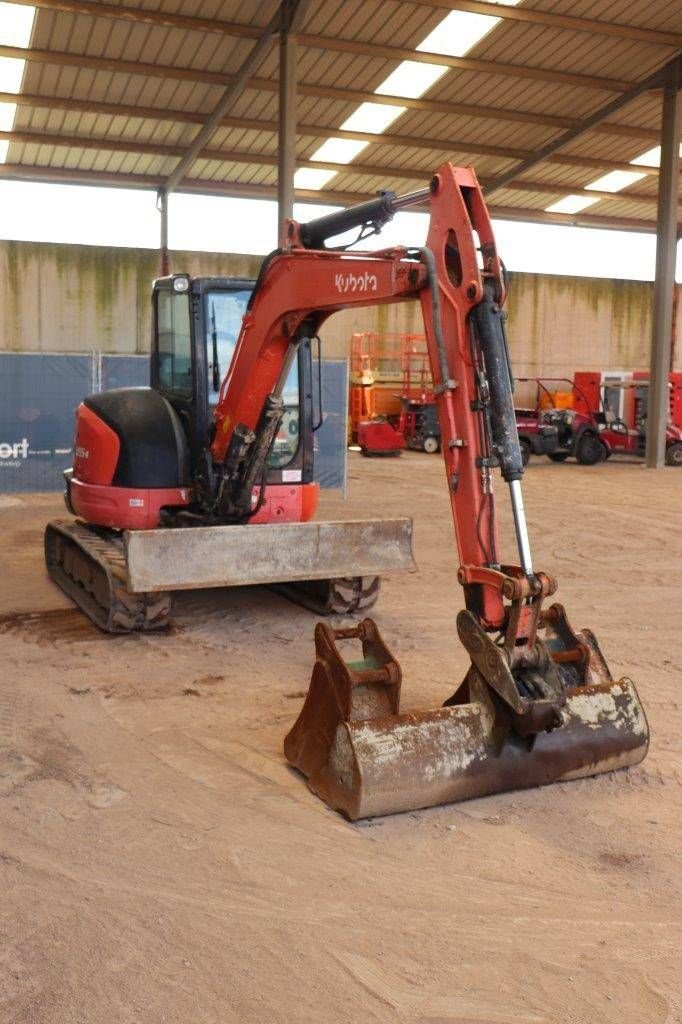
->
<box><xmin>284</xmin><ymin>614</ymin><xmax>649</xmax><ymax>820</ymax></box>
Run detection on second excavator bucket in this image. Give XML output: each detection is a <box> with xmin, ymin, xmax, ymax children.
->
<box><xmin>284</xmin><ymin>615</ymin><xmax>649</xmax><ymax>821</ymax></box>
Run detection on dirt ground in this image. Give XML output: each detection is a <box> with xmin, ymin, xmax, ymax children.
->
<box><xmin>0</xmin><ymin>452</ymin><xmax>680</xmax><ymax>1024</ymax></box>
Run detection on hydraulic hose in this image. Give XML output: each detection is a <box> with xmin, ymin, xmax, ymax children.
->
<box><xmin>470</xmin><ymin>283</ymin><xmax>525</xmax><ymax>484</ymax></box>
<box><xmin>415</xmin><ymin>247</ymin><xmax>455</xmax><ymax>394</ymax></box>
<box><xmin>471</xmin><ymin>282</ymin><xmax>533</xmax><ymax>576</ymax></box>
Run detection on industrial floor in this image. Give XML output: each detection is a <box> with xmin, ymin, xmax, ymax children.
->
<box><xmin>1</xmin><ymin>452</ymin><xmax>680</xmax><ymax>1024</ymax></box>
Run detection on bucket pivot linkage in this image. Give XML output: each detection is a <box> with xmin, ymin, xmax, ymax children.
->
<box><xmin>284</xmin><ymin>599</ymin><xmax>649</xmax><ymax>820</ymax></box>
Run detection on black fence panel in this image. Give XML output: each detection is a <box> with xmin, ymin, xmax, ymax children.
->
<box><xmin>100</xmin><ymin>354</ymin><xmax>149</xmax><ymax>391</ymax></box>
<box><xmin>0</xmin><ymin>353</ymin><xmax>92</xmax><ymax>493</ymax></box>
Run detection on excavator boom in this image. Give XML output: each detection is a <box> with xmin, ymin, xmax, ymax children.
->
<box><xmin>208</xmin><ymin>166</ymin><xmax>536</xmax><ymax>631</ymax></box>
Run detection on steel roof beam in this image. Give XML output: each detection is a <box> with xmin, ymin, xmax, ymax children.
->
<box><xmin>161</xmin><ymin>5</ymin><xmax>281</xmax><ymax>196</ymax></box>
<box><xmin>15</xmin><ymin>0</ymin><xmax>681</xmax><ymax>61</ymax></box>
<box><xmin>2</xmin><ymin>90</ymin><xmax>663</xmax><ymax>168</ymax></box>
<box><xmin>1</xmin><ymin>128</ymin><xmax>667</xmax><ymax>208</ymax></box>
<box><xmin>1</xmin><ymin>89</ymin><xmax>663</xmax><ymax>159</ymax></box>
<box><xmin>0</xmin><ymin>44</ymin><xmax>631</xmax><ymax>132</ymax></box>
<box><xmin>0</xmin><ymin>162</ymin><xmax>659</xmax><ymax>233</ymax></box>
<box><xmin>485</xmin><ymin>56</ymin><xmax>681</xmax><ymax>198</ymax></box>
<box><xmin>489</xmin><ymin>205</ymin><xmax>657</xmax><ymax>233</ymax></box>
<box><xmin>11</xmin><ymin>0</ymin><xmax>640</xmax><ymax>93</ymax></box>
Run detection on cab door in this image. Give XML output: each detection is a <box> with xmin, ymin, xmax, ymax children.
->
<box><xmin>194</xmin><ymin>278</ymin><xmax>315</xmax><ymax>487</ymax></box>
<box><xmin>150</xmin><ymin>274</ymin><xmax>203</xmax><ymax>460</ymax></box>
<box><xmin>151</xmin><ymin>274</ymin><xmax>317</xmax><ymax>487</ymax></box>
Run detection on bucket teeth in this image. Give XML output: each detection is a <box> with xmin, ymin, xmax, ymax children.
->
<box><xmin>284</xmin><ymin>614</ymin><xmax>649</xmax><ymax>820</ymax></box>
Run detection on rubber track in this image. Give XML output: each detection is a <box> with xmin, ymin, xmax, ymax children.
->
<box><xmin>45</xmin><ymin>520</ymin><xmax>171</xmax><ymax>634</ymax></box>
<box><xmin>270</xmin><ymin>575</ymin><xmax>381</xmax><ymax>616</ymax></box>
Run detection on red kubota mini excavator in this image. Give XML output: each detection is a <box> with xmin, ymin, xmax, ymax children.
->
<box><xmin>46</xmin><ymin>164</ymin><xmax>648</xmax><ymax>818</ymax></box>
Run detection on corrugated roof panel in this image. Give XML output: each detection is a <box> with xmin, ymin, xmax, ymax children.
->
<box><xmin>3</xmin><ymin>0</ymin><xmax>676</xmax><ymax>229</ymax></box>
<box><xmin>399</xmin><ymin>108</ymin><xmax>562</xmax><ymax>151</ymax></box>
<box><xmin>537</xmin><ymin>0</ymin><xmax>679</xmax><ymax>33</ymax></box>
<box><xmin>487</xmin><ymin>185</ymin><xmax>557</xmax><ymax>210</ymax></box>
<box><xmin>305</xmin><ymin>0</ymin><xmax>447</xmax><ymax>49</ymax></box>
<box><xmin>209</xmin><ymin>0</ymin><xmax>270</xmax><ymax>28</ymax></box>
<box><xmin>562</xmin><ymin>134</ymin><xmax>655</xmax><ymax>163</ymax></box>
<box><xmin>430</xmin><ymin>73</ymin><xmax>596</xmax><ymax>121</ymax></box>
<box><xmin>471</xmin><ymin>19</ymin><xmax>672</xmax><ymax>83</ymax></box>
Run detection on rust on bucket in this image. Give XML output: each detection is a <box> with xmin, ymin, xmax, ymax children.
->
<box><xmin>283</xmin><ymin>616</ymin><xmax>649</xmax><ymax>820</ymax></box>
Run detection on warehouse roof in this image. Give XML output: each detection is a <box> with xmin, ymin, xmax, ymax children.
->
<box><xmin>0</xmin><ymin>0</ymin><xmax>680</xmax><ymax>231</ymax></box>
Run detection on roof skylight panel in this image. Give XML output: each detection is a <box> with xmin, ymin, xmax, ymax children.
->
<box><xmin>0</xmin><ymin>3</ymin><xmax>36</xmax><ymax>163</ymax></box>
<box><xmin>545</xmin><ymin>195</ymin><xmax>600</xmax><ymax>215</ymax></box>
<box><xmin>295</xmin><ymin>0</ymin><xmax>522</xmax><ymax>190</ymax></box>
<box><xmin>630</xmin><ymin>145</ymin><xmax>682</xmax><ymax>168</ymax></box>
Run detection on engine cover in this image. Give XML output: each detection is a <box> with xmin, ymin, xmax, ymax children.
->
<box><xmin>76</xmin><ymin>388</ymin><xmax>191</xmax><ymax>488</ymax></box>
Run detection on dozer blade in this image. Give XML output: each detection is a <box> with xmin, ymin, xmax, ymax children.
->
<box><xmin>125</xmin><ymin>517</ymin><xmax>413</xmax><ymax>616</ymax></box>
<box><xmin>284</xmin><ymin>618</ymin><xmax>649</xmax><ymax>820</ymax></box>
<box><xmin>124</xmin><ymin>518</ymin><xmax>415</xmax><ymax>593</ymax></box>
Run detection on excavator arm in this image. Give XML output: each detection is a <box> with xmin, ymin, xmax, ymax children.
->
<box><xmin>207</xmin><ymin>164</ymin><xmax>537</xmax><ymax>635</ymax></box>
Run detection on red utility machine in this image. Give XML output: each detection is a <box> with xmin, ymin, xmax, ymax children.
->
<box><xmin>574</xmin><ymin>371</ymin><xmax>682</xmax><ymax>465</ymax></box>
<box><xmin>349</xmin><ymin>331</ymin><xmax>405</xmax><ymax>456</ymax></box>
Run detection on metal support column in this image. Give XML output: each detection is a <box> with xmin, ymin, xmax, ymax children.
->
<box><xmin>278</xmin><ymin>0</ymin><xmax>308</xmax><ymax>246</ymax></box>
<box><xmin>646</xmin><ymin>58</ymin><xmax>680</xmax><ymax>468</ymax></box>
<box><xmin>158</xmin><ymin>188</ymin><xmax>170</xmax><ymax>276</ymax></box>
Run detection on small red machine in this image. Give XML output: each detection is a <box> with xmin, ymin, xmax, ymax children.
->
<box><xmin>515</xmin><ymin>377</ymin><xmax>603</xmax><ymax>465</ymax></box>
<box><xmin>398</xmin><ymin>335</ymin><xmax>441</xmax><ymax>453</ymax></box>
<box><xmin>348</xmin><ymin>331</ymin><xmax>406</xmax><ymax>456</ymax></box>
<box><xmin>350</xmin><ymin>332</ymin><xmax>443</xmax><ymax>454</ymax></box>
<box><xmin>356</xmin><ymin>418</ymin><xmax>406</xmax><ymax>455</ymax></box>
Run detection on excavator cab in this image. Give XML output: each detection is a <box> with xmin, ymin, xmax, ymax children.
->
<box><xmin>150</xmin><ymin>274</ymin><xmax>316</xmax><ymax>490</ymax></box>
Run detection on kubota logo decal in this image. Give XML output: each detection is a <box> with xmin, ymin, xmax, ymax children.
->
<box><xmin>334</xmin><ymin>271</ymin><xmax>378</xmax><ymax>294</ymax></box>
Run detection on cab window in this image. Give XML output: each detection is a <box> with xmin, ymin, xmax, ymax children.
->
<box><xmin>205</xmin><ymin>289</ymin><xmax>252</xmax><ymax>404</ymax></box>
<box><xmin>269</xmin><ymin>362</ymin><xmax>300</xmax><ymax>469</ymax></box>
<box><xmin>156</xmin><ymin>289</ymin><xmax>192</xmax><ymax>395</ymax></box>
<box><xmin>204</xmin><ymin>288</ymin><xmax>300</xmax><ymax>468</ymax></box>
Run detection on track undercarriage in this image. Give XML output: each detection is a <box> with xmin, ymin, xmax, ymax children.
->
<box><xmin>44</xmin><ymin>519</ymin><xmax>397</xmax><ymax>634</ymax></box>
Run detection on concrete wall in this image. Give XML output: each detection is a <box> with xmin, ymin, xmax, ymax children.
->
<box><xmin>2</xmin><ymin>241</ymin><xmax>680</xmax><ymax>392</ymax></box>
<box><xmin>0</xmin><ymin>240</ymin><xmax>262</xmax><ymax>355</ymax></box>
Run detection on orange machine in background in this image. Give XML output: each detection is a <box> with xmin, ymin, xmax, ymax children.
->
<box><xmin>538</xmin><ymin>388</ymin><xmax>574</xmax><ymax>412</ymax></box>
<box><xmin>397</xmin><ymin>335</ymin><xmax>442</xmax><ymax>453</ymax></box>
<box><xmin>349</xmin><ymin>332</ymin><xmax>415</xmax><ymax>455</ymax></box>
